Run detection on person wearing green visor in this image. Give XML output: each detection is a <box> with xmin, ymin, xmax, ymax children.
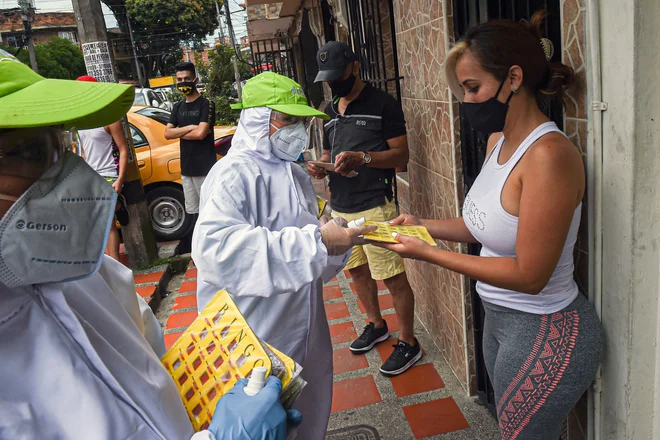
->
<box><xmin>192</xmin><ymin>72</ymin><xmax>377</xmax><ymax>439</ymax></box>
<box><xmin>0</xmin><ymin>49</ymin><xmax>303</xmax><ymax>439</ymax></box>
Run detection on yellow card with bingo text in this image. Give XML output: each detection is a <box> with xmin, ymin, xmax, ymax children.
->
<box><xmin>362</xmin><ymin>221</ymin><xmax>437</xmax><ymax>246</ymax></box>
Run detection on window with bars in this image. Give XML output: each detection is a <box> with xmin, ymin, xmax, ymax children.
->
<box><xmin>57</xmin><ymin>31</ymin><xmax>77</xmax><ymax>44</ymax></box>
<box><xmin>6</xmin><ymin>35</ymin><xmax>23</xmax><ymax>48</ymax></box>
<box><xmin>344</xmin><ymin>0</ymin><xmax>402</xmax><ymax>102</ymax></box>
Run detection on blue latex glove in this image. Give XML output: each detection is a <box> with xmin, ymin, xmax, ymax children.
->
<box><xmin>208</xmin><ymin>376</ymin><xmax>301</xmax><ymax>440</ymax></box>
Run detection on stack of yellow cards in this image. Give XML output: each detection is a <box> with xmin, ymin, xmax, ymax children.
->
<box><xmin>316</xmin><ymin>195</ymin><xmax>328</xmax><ymax>219</ymax></box>
<box><xmin>161</xmin><ymin>290</ymin><xmax>305</xmax><ymax>431</ymax></box>
<box><xmin>362</xmin><ymin>220</ymin><xmax>437</xmax><ymax>246</ymax></box>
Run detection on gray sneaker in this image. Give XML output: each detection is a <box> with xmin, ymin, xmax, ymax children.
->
<box><xmin>349</xmin><ymin>321</ymin><xmax>390</xmax><ymax>353</ymax></box>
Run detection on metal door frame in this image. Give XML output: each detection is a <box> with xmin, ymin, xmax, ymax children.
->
<box><xmin>250</xmin><ymin>36</ymin><xmax>303</xmax><ymax>84</ymax></box>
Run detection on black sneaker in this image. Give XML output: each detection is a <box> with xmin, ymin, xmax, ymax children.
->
<box><xmin>349</xmin><ymin>321</ymin><xmax>390</xmax><ymax>353</ymax></box>
<box><xmin>379</xmin><ymin>339</ymin><xmax>423</xmax><ymax>376</ymax></box>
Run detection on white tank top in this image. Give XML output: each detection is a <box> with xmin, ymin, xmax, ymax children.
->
<box><xmin>78</xmin><ymin>127</ymin><xmax>118</xmax><ymax>177</ymax></box>
<box><xmin>462</xmin><ymin>122</ymin><xmax>580</xmax><ymax>314</ymax></box>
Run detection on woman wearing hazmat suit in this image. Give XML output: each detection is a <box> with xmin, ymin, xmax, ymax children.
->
<box><xmin>0</xmin><ymin>49</ymin><xmax>300</xmax><ymax>440</ymax></box>
<box><xmin>192</xmin><ymin>72</ymin><xmax>376</xmax><ymax>439</ymax></box>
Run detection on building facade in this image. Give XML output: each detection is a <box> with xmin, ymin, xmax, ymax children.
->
<box><xmin>245</xmin><ymin>0</ymin><xmax>660</xmax><ymax>438</ymax></box>
<box><xmin>0</xmin><ymin>10</ymin><xmax>78</xmax><ymax>48</ymax></box>
<box><xmin>181</xmin><ymin>46</ymin><xmax>212</xmax><ymax>64</ymax></box>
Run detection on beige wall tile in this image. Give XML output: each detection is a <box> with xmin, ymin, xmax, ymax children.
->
<box><xmin>393</xmin><ymin>0</ymin><xmax>441</xmax><ymax>32</ymax></box>
<box><xmin>562</xmin><ymin>0</ymin><xmax>587</xmax><ymax>120</ymax></box>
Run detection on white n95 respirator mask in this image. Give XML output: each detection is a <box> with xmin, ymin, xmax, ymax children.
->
<box><xmin>0</xmin><ymin>151</ymin><xmax>117</xmax><ymax>287</ymax></box>
<box><xmin>269</xmin><ymin>122</ymin><xmax>309</xmax><ymax>162</ymax></box>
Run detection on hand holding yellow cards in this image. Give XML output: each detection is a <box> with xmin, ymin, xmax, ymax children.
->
<box><xmin>161</xmin><ymin>290</ymin><xmax>305</xmax><ymax>431</ymax></box>
<box><xmin>362</xmin><ymin>220</ymin><xmax>437</xmax><ymax>246</ymax></box>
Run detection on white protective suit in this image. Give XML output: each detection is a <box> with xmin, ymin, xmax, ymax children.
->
<box><xmin>0</xmin><ymin>255</ymin><xmax>197</xmax><ymax>439</ymax></box>
<box><xmin>192</xmin><ymin>107</ymin><xmax>348</xmax><ymax>440</ymax></box>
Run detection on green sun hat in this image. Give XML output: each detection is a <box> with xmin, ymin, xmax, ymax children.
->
<box><xmin>231</xmin><ymin>71</ymin><xmax>329</xmax><ymax>120</ymax></box>
<box><xmin>0</xmin><ymin>48</ymin><xmax>134</xmax><ymax>129</ymax></box>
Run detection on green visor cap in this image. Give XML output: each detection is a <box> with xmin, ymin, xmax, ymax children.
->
<box><xmin>0</xmin><ymin>48</ymin><xmax>134</xmax><ymax>130</ymax></box>
<box><xmin>231</xmin><ymin>71</ymin><xmax>329</xmax><ymax>120</ymax></box>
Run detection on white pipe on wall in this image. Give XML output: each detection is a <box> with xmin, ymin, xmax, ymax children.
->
<box><xmin>585</xmin><ymin>0</ymin><xmax>604</xmax><ymax>439</ymax></box>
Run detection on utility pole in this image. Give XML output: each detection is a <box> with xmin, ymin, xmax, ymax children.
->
<box><xmin>18</xmin><ymin>0</ymin><xmax>37</xmax><ymax>72</ymax></box>
<box><xmin>232</xmin><ymin>56</ymin><xmax>242</xmax><ymax>100</ymax></box>
<box><xmin>125</xmin><ymin>9</ymin><xmax>145</xmax><ymax>87</ymax></box>
<box><xmin>71</xmin><ymin>0</ymin><xmax>158</xmax><ymax>268</ymax></box>
<box><xmin>223</xmin><ymin>0</ymin><xmax>242</xmax><ymax>98</ymax></box>
<box><xmin>214</xmin><ymin>0</ymin><xmax>225</xmax><ymax>42</ymax></box>
<box><xmin>223</xmin><ymin>0</ymin><xmax>238</xmax><ymax>49</ymax></box>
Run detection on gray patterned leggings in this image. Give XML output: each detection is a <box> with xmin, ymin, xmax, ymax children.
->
<box><xmin>483</xmin><ymin>294</ymin><xmax>603</xmax><ymax>440</ymax></box>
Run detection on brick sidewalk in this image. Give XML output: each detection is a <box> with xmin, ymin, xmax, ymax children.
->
<box><xmin>156</xmin><ymin>261</ymin><xmax>499</xmax><ymax>439</ymax></box>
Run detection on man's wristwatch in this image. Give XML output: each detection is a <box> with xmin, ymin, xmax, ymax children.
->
<box><xmin>362</xmin><ymin>152</ymin><xmax>372</xmax><ymax>165</ymax></box>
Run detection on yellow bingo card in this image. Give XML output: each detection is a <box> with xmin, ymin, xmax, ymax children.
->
<box><xmin>362</xmin><ymin>220</ymin><xmax>437</xmax><ymax>246</ymax></box>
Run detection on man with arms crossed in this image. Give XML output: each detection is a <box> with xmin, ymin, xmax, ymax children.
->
<box><xmin>165</xmin><ymin>61</ymin><xmax>216</xmax><ymax>253</ymax></box>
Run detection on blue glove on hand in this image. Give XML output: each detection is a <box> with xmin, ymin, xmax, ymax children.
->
<box><xmin>208</xmin><ymin>376</ymin><xmax>301</xmax><ymax>440</ymax></box>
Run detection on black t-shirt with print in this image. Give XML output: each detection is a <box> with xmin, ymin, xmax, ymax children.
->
<box><xmin>169</xmin><ymin>95</ymin><xmax>217</xmax><ymax>176</ymax></box>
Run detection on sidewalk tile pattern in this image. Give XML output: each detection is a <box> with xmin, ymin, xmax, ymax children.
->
<box><xmin>158</xmin><ymin>262</ymin><xmax>493</xmax><ymax>439</ymax></box>
<box><xmin>402</xmin><ymin>398</ymin><xmax>470</xmax><ymax>438</ymax></box>
<box><xmin>331</xmin><ymin>375</ymin><xmax>382</xmax><ymax>413</ymax></box>
<box><xmin>133</xmin><ymin>272</ymin><xmax>164</xmax><ymax>306</ymax></box>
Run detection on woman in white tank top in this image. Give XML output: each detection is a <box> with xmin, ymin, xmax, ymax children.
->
<box><xmin>378</xmin><ymin>12</ymin><xmax>602</xmax><ymax>440</ymax></box>
<box><xmin>76</xmin><ymin>75</ymin><xmax>130</xmax><ymax>263</ymax></box>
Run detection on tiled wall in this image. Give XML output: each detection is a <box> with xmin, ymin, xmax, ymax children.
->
<box><xmin>561</xmin><ymin>0</ymin><xmax>590</xmax><ymax>438</ymax></box>
<box><xmin>379</xmin><ymin>0</ymin><xmax>397</xmax><ymax>99</ymax></box>
<box><xmin>392</xmin><ymin>0</ymin><xmax>473</xmax><ymax>392</ymax></box>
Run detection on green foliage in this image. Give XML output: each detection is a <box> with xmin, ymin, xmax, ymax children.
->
<box><xmin>2</xmin><ymin>37</ymin><xmax>86</xmax><ymax>79</ymax></box>
<box><xmin>105</xmin><ymin>0</ymin><xmax>217</xmax><ymax>81</ymax></box>
<box><xmin>194</xmin><ymin>45</ymin><xmax>254</xmax><ymax>125</ymax></box>
<box><xmin>163</xmin><ymin>88</ymin><xmax>184</xmax><ymax>103</ymax></box>
<box><xmin>211</xmin><ymin>95</ymin><xmax>235</xmax><ymax>125</ymax></box>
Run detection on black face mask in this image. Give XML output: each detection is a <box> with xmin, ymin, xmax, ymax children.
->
<box><xmin>177</xmin><ymin>81</ymin><xmax>196</xmax><ymax>95</ymax></box>
<box><xmin>330</xmin><ymin>73</ymin><xmax>357</xmax><ymax>97</ymax></box>
<box><xmin>461</xmin><ymin>78</ymin><xmax>514</xmax><ymax>134</ymax></box>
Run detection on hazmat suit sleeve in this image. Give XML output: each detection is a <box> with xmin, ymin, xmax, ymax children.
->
<box><xmin>193</xmin><ymin>172</ymin><xmax>330</xmax><ymax>299</ymax></box>
<box><xmin>321</xmin><ymin>253</ymin><xmax>351</xmax><ymax>284</ymax></box>
<box><xmin>97</xmin><ymin>255</ymin><xmax>167</xmax><ymax>357</ymax></box>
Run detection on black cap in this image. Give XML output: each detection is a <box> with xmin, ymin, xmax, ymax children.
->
<box><xmin>314</xmin><ymin>41</ymin><xmax>357</xmax><ymax>83</ymax></box>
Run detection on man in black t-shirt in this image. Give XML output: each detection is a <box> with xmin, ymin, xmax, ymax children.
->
<box><xmin>165</xmin><ymin>62</ymin><xmax>216</xmax><ymax>214</ymax></box>
<box><xmin>165</xmin><ymin>61</ymin><xmax>216</xmax><ymax>251</ymax></box>
<box><xmin>309</xmin><ymin>42</ymin><xmax>421</xmax><ymax>377</ymax></box>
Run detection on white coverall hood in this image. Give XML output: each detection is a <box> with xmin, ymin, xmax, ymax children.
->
<box><xmin>229</xmin><ymin>107</ymin><xmax>277</xmax><ymax>162</ymax></box>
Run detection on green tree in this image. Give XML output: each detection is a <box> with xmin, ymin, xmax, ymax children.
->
<box><xmin>103</xmin><ymin>0</ymin><xmax>218</xmax><ymax>81</ymax></box>
<box><xmin>195</xmin><ymin>45</ymin><xmax>254</xmax><ymax>125</ymax></box>
<box><xmin>2</xmin><ymin>37</ymin><xmax>86</xmax><ymax>79</ymax></box>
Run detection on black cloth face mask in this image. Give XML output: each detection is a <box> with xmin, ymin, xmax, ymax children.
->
<box><xmin>461</xmin><ymin>77</ymin><xmax>515</xmax><ymax>134</ymax></box>
<box><xmin>330</xmin><ymin>73</ymin><xmax>357</xmax><ymax>97</ymax></box>
<box><xmin>177</xmin><ymin>81</ymin><xmax>196</xmax><ymax>95</ymax></box>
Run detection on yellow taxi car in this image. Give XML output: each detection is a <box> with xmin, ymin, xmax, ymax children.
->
<box><xmin>127</xmin><ymin>105</ymin><xmax>235</xmax><ymax>240</ymax></box>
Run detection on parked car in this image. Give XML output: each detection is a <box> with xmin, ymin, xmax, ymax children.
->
<box><xmin>127</xmin><ymin>105</ymin><xmax>235</xmax><ymax>241</ymax></box>
<box><xmin>133</xmin><ymin>87</ymin><xmax>173</xmax><ymax>111</ymax></box>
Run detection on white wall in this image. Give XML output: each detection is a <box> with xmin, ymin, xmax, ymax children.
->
<box><xmin>599</xmin><ymin>0</ymin><xmax>660</xmax><ymax>438</ymax></box>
